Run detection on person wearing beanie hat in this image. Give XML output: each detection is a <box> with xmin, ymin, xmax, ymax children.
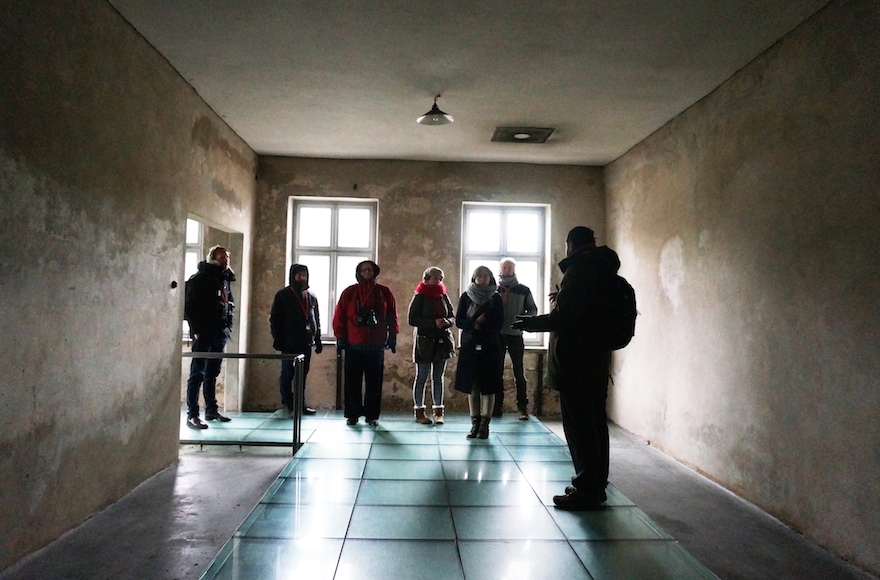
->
<box><xmin>270</xmin><ymin>263</ymin><xmax>323</xmax><ymax>416</ymax></box>
<box><xmin>332</xmin><ymin>260</ymin><xmax>399</xmax><ymax>426</ymax></box>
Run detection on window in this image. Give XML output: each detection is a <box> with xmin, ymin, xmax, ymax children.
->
<box><xmin>462</xmin><ymin>203</ymin><xmax>549</xmax><ymax>346</ymax></box>
<box><xmin>183</xmin><ymin>218</ymin><xmax>203</xmax><ymax>341</ymax></box>
<box><xmin>290</xmin><ymin>198</ymin><xmax>377</xmax><ymax>339</ymax></box>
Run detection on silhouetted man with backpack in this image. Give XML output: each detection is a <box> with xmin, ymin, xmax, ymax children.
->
<box><xmin>514</xmin><ymin>226</ymin><xmax>628</xmax><ymax>510</ymax></box>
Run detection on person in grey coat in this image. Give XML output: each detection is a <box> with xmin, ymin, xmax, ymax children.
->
<box><xmin>494</xmin><ymin>258</ymin><xmax>538</xmax><ymax>419</ymax></box>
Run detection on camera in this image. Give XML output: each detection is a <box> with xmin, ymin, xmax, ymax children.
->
<box><xmin>356</xmin><ymin>308</ymin><xmax>378</xmax><ymax>328</ymax></box>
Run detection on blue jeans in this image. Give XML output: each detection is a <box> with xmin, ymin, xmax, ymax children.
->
<box><xmin>280</xmin><ymin>349</ymin><xmax>312</xmax><ymax>411</ymax></box>
<box><xmin>187</xmin><ymin>332</ymin><xmax>228</xmax><ymax>418</ymax></box>
<box><xmin>413</xmin><ymin>360</ymin><xmax>446</xmax><ymax>407</ymax></box>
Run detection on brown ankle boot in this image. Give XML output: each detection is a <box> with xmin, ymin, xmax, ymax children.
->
<box><xmin>432</xmin><ymin>407</ymin><xmax>445</xmax><ymax>424</ymax></box>
<box><xmin>414</xmin><ymin>407</ymin><xmax>433</xmax><ymax>425</ymax></box>
<box><xmin>466</xmin><ymin>415</ymin><xmax>480</xmax><ymax>439</ymax></box>
<box><xmin>477</xmin><ymin>415</ymin><xmax>491</xmax><ymax>439</ymax></box>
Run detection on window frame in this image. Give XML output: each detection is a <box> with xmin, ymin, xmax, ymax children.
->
<box><xmin>461</xmin><ymin>202</ymin><xmax>550</xmax><ymax>348</ymax></box>
<box><xmin>182</xmin><ymin>218</ymin><xmax>203</xmax><ymax>342</ymax></box>
<box><xmin>288</xmin><ymin>197</ymin><xmax>379</xmax><ymax>341</ymax></box>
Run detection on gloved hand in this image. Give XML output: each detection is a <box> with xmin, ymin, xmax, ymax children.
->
<box><xmin>336</xmin><ymin>338</ymin><xmax>347</xmax><ymax>355</ymax></box>
<box><xmin>511</xmin><ymin>314</ymin><xmax>538</xmax><ymax>332</ymax></box>
<box><xmin>314</xmin><ymin>341</ymin><xmax>323</xmax><ymax>354</ymax></box>
<box><xmin>385</xmin><ymin>336</ymin><xmax>397</xmax><ymax>353</ymax></box>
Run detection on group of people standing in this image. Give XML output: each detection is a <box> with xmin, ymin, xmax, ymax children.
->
<box><xmin>185</xmin><ymin>226</ymin><xmax>621</xmax><ymax>511</ymax></box>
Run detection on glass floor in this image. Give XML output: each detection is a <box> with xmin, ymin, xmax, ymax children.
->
<box><xmin>183</xmin><ymin>410</ymin><xmax>718</xmax><ymax>580</ymax></box>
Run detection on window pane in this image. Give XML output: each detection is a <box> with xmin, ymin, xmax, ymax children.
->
<box><xmin>298</xmin><ymin>207</ymin><xmax>332</xmax><ymax>247</ymax></box>
<box><xmin>338</xmin><ymin>207</ymin><xmax>371</xmax><ymax>248</ymax></box>
<box><xmin>184</xmin><ymin>251</ymin><xmax>199</xmax><ymax>279</ymax></box>
<box><xmin>506</xmin><ymin>213</ymin><xmax>540</xmax><ymax>253</ymax></box>
<box><xmin>296</xmin><ymin>254</ymin><xmax>330</xmax><ymax>336</ymax></box>
<box><xmin>467</xmin><ymin>211</ymin><xmax>500</xmax><ymax>252</ymax></box>
<box><xmin>185</xmin><ymin>219</ymin><xmax>201</xmax><ymax>244</ymax></box>
<box><xmin>513</xmin><ymin>260</ymin><xmax>539</xmax><ymax>310</ymax></box>
<box><xmin>334</xmin><ymin>255</ymin><xmax>369</xmax><ymax>335</ymax></box>
<box><xmin>465</xmin><ymin>259</ymin><xmax>496</xmax><ymax>285</ymax></box>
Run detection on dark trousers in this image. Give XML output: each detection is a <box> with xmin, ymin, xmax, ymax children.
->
<box><xmin>343</xmin><ymin>348</ymin><xmax>384</xmax><ymax>420</ymax></box>
<box><xmin>280</xmin><ymin>349</ymin><xmax>312</xmax><ymax>411</ymax></box>
<box><xmin>186</xmin><ymin>333</ymin><xmax>228</xmax><ymax>418</ymax></box>
<box><xmin>558</xmin><ymin>349</ymin><xmax>611</xmax><ymax>495</ymax></box>
<box><xmin>494</xmin><ymin>334</ymin><xmax>527</xmax><ymax>413</ymax></box>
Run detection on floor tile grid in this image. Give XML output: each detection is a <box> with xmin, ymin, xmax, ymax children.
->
<box><xmin>199</xmin><ymin>414</ymin><xmax>718</xmax><ymax>580</ymax></box>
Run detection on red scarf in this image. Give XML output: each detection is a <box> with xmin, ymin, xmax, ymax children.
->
<box><xmin>415</xmin><ymin>282</ymin><xmax>446</xmax><ymax>297</ymax></box>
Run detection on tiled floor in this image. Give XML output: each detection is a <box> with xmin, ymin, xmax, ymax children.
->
<box><xmin>186</xmin><ymin>411</ymin><xmax>717</xmax><ymax>580</ymax></box>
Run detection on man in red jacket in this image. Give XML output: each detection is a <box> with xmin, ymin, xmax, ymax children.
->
<box><xmin>333</xmin><ymin>260</ymin><xmax>398</xmax><ymax>426</ymax></box>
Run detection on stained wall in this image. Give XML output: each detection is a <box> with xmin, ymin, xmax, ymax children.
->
<box><xmin>247</xmin><ymin>158</ymin><xmax>605</xmax><ymax>414</ymax></box>
<box><xmin>604</xmin><ymin>0</ymin><xmax>880</xmax><ymax>573</ymax></box>
<box><xmin>0</xmin><ymin>0</ymin><xmax>257</xmax><ymax>569</ymax></box>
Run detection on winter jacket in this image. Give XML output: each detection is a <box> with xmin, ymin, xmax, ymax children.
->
<box><xmin>333</xmin><ymin>261</ymin><xmax>399</xmax><ymax>350</ymax></box>
<box><xmin>184</xmin><ymin>261</ymin><xmax>235</xmax><ymax>337</ymax></box>
<box><xmin>498</xmin><ymin>282</ymin><xmax>538</xmax><ymax>336</ymax></box>
<box><xmin>523</xmin><ymin>246</ymin><xmax>620</xmax><ymax>391</ymax></box>
<box><xmin>408</xmin><ymin>284</ymin><xmax>455</xmax><ymax>363</ymax></box>
<box><xmin>453</xmin><ymin>292</ymin><xmax>504</xmax><ymax>395</ymax></box>
<box><xmin>270</xmin><ymin>264</ymin><xmax>321</xmax><ymax>353</ymax></box>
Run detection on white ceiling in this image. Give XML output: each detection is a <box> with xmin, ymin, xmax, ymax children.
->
<box><xmin>109</xmin><ymin>0</ymin><xmax>829</xmax><ymax>166</ymax></box>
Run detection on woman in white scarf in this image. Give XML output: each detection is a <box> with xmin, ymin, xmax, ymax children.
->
<box><xmin>454</xmin><ymin>265</ymin><xmax>504</xmax><ymax>439</ymax></box>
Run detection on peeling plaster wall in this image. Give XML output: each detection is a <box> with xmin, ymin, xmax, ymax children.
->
<box><xmin>0</xmin><ymin>0</ymin><xmax>256</xmax><ymax>569</ymax></box>
<box><xmin>604</xmin><ymin>0</ymin><xmax>880</xmax><ymax>573</ymax></box>
<box><xmin>248</xmin><ymin>158</ymin><xmax>604</xmax><ymax>415</ymax></box>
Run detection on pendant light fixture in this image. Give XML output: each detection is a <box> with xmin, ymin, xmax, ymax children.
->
<box><xmin>417</xmin><ymin>95</ymin><xmax>453</xmax><ymax>125</ymax></box>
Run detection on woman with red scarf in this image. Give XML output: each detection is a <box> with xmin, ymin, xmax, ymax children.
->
<box><xmin>333</xmin><ymin>260</ymin><xmax>399</xmax><ymax>426</ymax></box>
<box><xmin>407</xmin><ymin>266</ymin><xmax>455</xmax><ymax>424</ymax></box>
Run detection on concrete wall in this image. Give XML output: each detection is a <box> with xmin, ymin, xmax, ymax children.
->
<box><xmin>0</xmin><ymin>0</ymin><xmax>257</xmax><ymax>569</ymax></box>
<box><xmin>604</xmin><ymin>0</ymin><xmax>879</xmax><ymax>573</ymax></box>
<box><xmin>247</xmin><ymin>158</ymin><xmax>604</xmax><ymax>414</ymax></box>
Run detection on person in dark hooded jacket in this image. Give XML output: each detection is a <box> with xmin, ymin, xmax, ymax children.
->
<box><xmin>270</xmin><ymin>263</ymin><xmax>323</xmax><ymax>416</ymax></box>
<box><xmin>514</xmin><ymin>226</ymin><xmax>620</xmax><ymax>510</ymax></box>
<box><xmin>333</xmin><ymin>260</ymin><xmax>398</xmax><ymax>426</ymax></box>
<box><xmin>184</xmin><ymin>245</ymin><xmax>235</xmax><ymax>429</ymax></box>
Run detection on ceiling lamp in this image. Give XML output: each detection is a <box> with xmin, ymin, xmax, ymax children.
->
<box><xmin>417</xmin><ymin>95</ymin><xmax>453</xmax><ymax>126</ymax></box>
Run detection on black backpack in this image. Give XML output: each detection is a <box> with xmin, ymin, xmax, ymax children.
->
<box><xmin>597</xmin><ymin>273</ymin><xmax>638</xmax><ymax>350</ymax></box>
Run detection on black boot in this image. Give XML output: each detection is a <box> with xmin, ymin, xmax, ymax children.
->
<box><xmin>466</xmin><ymin>415</ymin><xmax>480</xmax><ymax>439</ymax></box>
<box><xmin>477</xmin><ymin>415</ymin><xmax>491</xmax><ymax>439</ymax></box>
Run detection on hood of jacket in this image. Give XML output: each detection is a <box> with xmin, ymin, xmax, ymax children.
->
<box><xmin>198</xmin><ymin>260</ymin><xmax>236</xmax><ymax>282</ymax></box>
<box><xmin>355</xmin><ymin>260</ymin><xmax>381</xmax><ymax>283</ymax></box>
<box><xmin>289</xmin><ymin>263</ymin><xmax>309</xmax><ymax>289</ymax></box>
<box><xmin>558</xmin><ymin>245</ymin><xmax>620</xmax><ymax>275</ymax></box>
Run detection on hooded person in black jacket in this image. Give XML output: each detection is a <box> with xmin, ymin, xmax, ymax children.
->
<box><xmin>514</xmin><ymin>226</ymin><xmax>619</xmax><ymax>510</ymax></box>
<box><xmin>271</xmin><ymin>264</ymin><xmax>323</xmax><ymax>416</ymax></box>
<box><xmin>184</xmin><ymin>245</ymin><xmax>236</xmax><ymax>429</ymax></box>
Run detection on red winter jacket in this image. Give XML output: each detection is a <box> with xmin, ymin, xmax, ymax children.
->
<box><xmin>333</xmin><ymin>281</ymin><xmax>399</xmax><ymax>348</ymax></box>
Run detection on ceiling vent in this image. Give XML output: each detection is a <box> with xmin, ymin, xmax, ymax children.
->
<box><xmin>491</xmin><ymin>126</ymin><xmax>555</xmax><ymax>143</ymax></box>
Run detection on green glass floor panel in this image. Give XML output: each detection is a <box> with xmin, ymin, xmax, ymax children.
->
<box><xmin>452</xmin><ymin>506</ymin><xmax>566</xmax><ymax>540</ymax></box>
<box><xmin>459</xmin><ymin>540</ymin><xmax>593</xmax><ymax>580</ymax></box>
<box><xmin>346</xmin><ymin>505</ymin><xmax>455</xmax><ymax>539</ymax></box>
<box><xmin>571</xmin><ymin>539</ymin><xmax>718</xmax><ymax>579</ymax></box>
<box><xmin>356</xmin><ymin>479</ymin><xmax>450</xmax><ymax>506</ymax></box>
<box><xmin>334</xmin><ymin>540</ymin><xmax>464</xmax><ymax>580</ymax></box>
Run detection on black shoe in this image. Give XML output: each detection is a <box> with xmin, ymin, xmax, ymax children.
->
<box><xmin>346</xmin><ymin>417</ymin><xmax>358</xmax><ymax>425</ymax></box>
<box><xmin>302</xmin><ymin>406</ymin><xmax>317</xmax><ymax>415</ymax></box>
<box><xmin>205</xmin><ymin>411</ymin><xmax>231</xmax><ymax>422</ymax></box>
<box><xmin>367</xmin><ymin>418</ymin><xmax>379</xmax><ymax>426</ymax></box>
<box><xmin>187</xmin><ymin>417</ymin><xmax>208</xmax><ymax>430</ymax></box>
<box><xmin>553</xmin><ymin>487</ymin><xmax>606</xmax><ymax>511</ymax></box>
